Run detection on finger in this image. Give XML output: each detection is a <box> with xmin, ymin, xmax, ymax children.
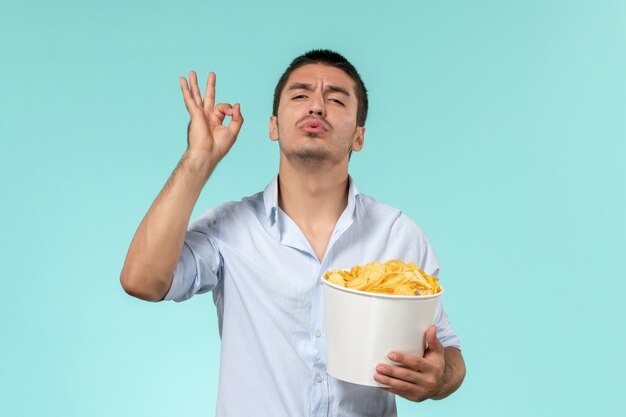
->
<box><xmin>425</xmin><ymin>325</ymin><xmax>444</xmax><ymax>354</ymax></box>
<box><xmin>212</xmin><ymin>103</ymin><xmax>233</xmax><ymax>124</ymax></box>
<box><xmin>387</xmin><ymin>351</ymin><xmax>427</xmax><ymax>371</ymax></box>
<box><xmin>227</xmin><ymin>103</ymin><xmax>244</xmax><ymax>138</ymax></box>
<box><xmin>375</xmin><ymin>364</ymin><xmax>420</xmax><ymax>384</ymax></box>
<box><xmin>179</xmin><ymin>77</ymin><xmax>196</xmax><ymax>113</ymax></box>
<box><xmin>178</xmin><ymin>77</ymin><xmax>193</xmax><ymax>113</ymax></box>
<box><xmin>373</xmin><ymin>371</ymin><xmax>418</xmax><ymax>394</ymax></box>
<box><xmin>203</xmin><ymin>72</ymin><xmax>216</xmax><ymax>113</ymax></box>
<box><xmin>189</xmin><ymin>71</ymin><xmax>203</xmax><ymax>107</ymax></box>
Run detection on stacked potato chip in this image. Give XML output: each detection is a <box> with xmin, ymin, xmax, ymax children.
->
<box><xmin>324</xmin><ymin>259</ymin><xmax>442</xmax><ymax>296</ymax></box>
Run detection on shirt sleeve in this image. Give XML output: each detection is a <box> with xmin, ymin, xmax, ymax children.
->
<box><xmin>414</xmin><ymin>223</ymin><xmax>462</xmax><ymax>350</ymax></box>
<box><xmin>163</xmin><ymin>216</ymin><xmax>223</xmax><ymax>302</ymax></box>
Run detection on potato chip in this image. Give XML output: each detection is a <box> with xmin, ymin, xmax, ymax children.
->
<box><xmin>346</xmin><ymin>275</ymin><xmax>368</xmax><ymax>290</ymax></box>
<box><xmin>380</xmin><ymin>272</ymin><xmax>406</xmax><ymax>287</ymax></box>
<box><xmin>393</xmin><ymin>284</ymin><xmax>416</xmax><ymax>296</ymax></box>
<box><xmin>326</xmin><ymin>272</ymin><xmax>345</xmax><ymax>287</ymax></box>
<box><xmin>384</xmin><ymin>259</ymin><xmax>404</xmax><ymax>273</ymax></box>
<box><xmin>324</xmin><ymin>259</ymin><xmax>442</xmax><ymax>296</ymax></box>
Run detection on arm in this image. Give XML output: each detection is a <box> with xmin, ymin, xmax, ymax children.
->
<box><xmin>119</xmin><ymin>71</ymin><xmax>243</xmax><ymax>302</ymax></box>
<box><xmin>374</xmin><ymin>325</ymin><xmax>466</xmax><ymax>402</ymax></box>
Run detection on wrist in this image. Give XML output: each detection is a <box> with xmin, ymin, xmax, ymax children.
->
<box><xmin>430</xmin><ymin>347</ymin><xmax>465</xmax><ymax>400</ymax></box>
<box><xmin>181</xmin><ymin>149</ymin><xmax>218</xmax><ymax>180</ymax></box>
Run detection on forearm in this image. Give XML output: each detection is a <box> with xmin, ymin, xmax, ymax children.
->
<box><xmin>120</xmin><ymin>149</ymin><xmax>217</xmax><ymax>301</ymax></box>
<box><xmin>431</xmin><ymin>347</ymin><xmax>466</xmax><ymax>400</ymax></box>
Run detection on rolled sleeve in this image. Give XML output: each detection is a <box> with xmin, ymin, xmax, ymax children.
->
<box><xmin>433</xmin><ymin>302</ymin><xmax>461</xmax><ymax>350</ymax></box>
<box><xmin>163</xmin><ymin>230</ymin><xmax>222</xmax><ymax>302</ymax></box>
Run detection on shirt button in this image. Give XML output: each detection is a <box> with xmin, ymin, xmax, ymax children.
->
<box><xmin>315</xmin><ymin>373</ymin><xmax>323</xmax><ymax>383</ymax></box>
<box><xmin>315</xmin><ymin>329</ymin><xmax>321</xmax><ymax>337</ymax></box>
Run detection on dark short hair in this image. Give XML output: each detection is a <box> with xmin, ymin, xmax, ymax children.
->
<box><xmin>272</xmin><ymin>49</ymin><xmax>368</xmax><ymax>127</ymax></box>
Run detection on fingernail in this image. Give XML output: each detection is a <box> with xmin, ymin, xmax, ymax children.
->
<box><xmin>388</xmin><ymin>353</ymin><xmax>398</xmax><ymax>360</ymax></box>
<box><xmin>376</xmin><ymin>365</ymin><xmax>385</xmax><ymax>372</ymax></box>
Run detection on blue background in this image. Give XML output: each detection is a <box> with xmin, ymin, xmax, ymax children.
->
<box><xmin>1</xmin><ymin>0</ymin><xmax>625</xmax><ymax>415</ymax></box>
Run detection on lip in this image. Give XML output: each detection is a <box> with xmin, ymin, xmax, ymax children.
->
<box><xmin>298</xmin><ymin>118</ymin><xmax>328</xmax><ymax>134</ymax></box>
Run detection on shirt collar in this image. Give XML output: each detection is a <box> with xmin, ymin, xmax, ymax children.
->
<box><xmin>263</xmin><ymin>174</ymin><xmax>362</xmax><ymax>225</ymax></box>
<box><xmin>263</xmin><ymin>175</ymin><xmax>280</xmax><ymax>225</ymax></box>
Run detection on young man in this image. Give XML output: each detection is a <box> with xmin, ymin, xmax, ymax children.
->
<box><xmin>120</xmin><ymin>50</ymin><xmax>466</xmax><ymax>416</ymax></box>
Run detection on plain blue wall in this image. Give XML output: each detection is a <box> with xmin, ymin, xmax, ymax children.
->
<box><xmin>1</xmin><ymin>1</ymin><xmax>625</xmax><ymax>416</ymax></box>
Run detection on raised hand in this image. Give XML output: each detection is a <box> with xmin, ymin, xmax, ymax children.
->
<box><xmin>179</xmin><ymin>71</ymin><xmax>243</xmax><ymax>162</ymax></box>
<box><xmin>120</xmin><ymin>72</ymin><xmax>243</xmax><ymax>302</ymax></box>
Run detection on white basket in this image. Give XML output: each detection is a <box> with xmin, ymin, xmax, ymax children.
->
<box><xmin>322</xmin><ymin>278</ymin><xmax>442</xmax><ymax>386</ymax></box>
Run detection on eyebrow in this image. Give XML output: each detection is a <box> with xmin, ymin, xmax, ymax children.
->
<box><xmin>287</xmin><ymin>82</ymin><xmax>351</xmax><ymax>97</ymax></box>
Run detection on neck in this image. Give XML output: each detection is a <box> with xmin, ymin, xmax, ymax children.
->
<box><xmin>277</xmin><ymin>155</ymin><xmax>350</xmax><ymax>229</ymax></box>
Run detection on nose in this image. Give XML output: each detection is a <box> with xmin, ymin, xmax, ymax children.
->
<box><xmin>308</xmin><ymin>92</ymin><xmax>325</xmax><ymax>117</ymax></box>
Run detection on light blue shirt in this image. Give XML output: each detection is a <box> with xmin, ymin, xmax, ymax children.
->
<box><xmin>164</xmin><ymin>175</ymin><xmax>461</xmax><ymax>417</ymax></box>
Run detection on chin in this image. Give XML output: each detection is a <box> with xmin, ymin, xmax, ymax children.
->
<box><xmin>297</xmin><ymin>148</ymin><xmax>331</xmax><ymax>161</ymax></box>
<box><xmin>281</xmin><ymin>143</ymin><xmax>331</xmax><ymax>162</ymax></box>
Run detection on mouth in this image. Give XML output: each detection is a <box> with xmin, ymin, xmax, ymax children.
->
<box><xmin>298</xmin><ymin>118</ymin><xmax>329</xmax><ymax>134</ymax></box>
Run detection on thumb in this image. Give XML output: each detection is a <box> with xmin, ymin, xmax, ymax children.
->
<box><xmin>424</xmin><ymin>325</ymin><xmax>443</xmax><ymax>354</ymax></box>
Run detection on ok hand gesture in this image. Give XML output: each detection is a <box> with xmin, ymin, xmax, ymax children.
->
<box><xmin>179</xmin><ymin>71</ymin><xmax>243</xmax><ymax>162</ymax></box>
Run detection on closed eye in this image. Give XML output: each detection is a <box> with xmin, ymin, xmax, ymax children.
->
<box><xmin>329</xmin><ymin>98</ymin><xmax>344</xmax><ymax>105</ymax></box>
<box><xmin>292</xmin><ymin>94</ymin><xmax>307</xmax><ymax>100</ymax></box>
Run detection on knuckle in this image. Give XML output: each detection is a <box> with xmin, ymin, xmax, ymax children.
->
<box><xmin>408</xmin><ymin>357</ymin><xmax>422</xmax><ymax>369</ymax></box>
<box><xmin>400</xmin><ymin>368</ymin><xmax>415</xmax><ymax>382</ymax></box>
<box><xmin>394</xmin><ymin>380</ymin><xmax>405</xmax><ymax>389</ymax></box>
<box><xmin>410</xmin><ymin>357</ymin><xmax>422</xmax><ymax>367</ymax></box>
<box><xmin>436</xmin><ymin>364</ymin><xmax>444</xmax><ymax>375</ymax></box>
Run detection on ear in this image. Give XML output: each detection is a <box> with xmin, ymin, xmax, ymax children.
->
<box><xmin>269</xmin><ymin>115</ymin><xmax>279</xmax><ymax>141</ymax></box>
<box><xmin>351</xmin><ymin>126</ymin><xmax>365</xmax><ymax>152</ymax></box>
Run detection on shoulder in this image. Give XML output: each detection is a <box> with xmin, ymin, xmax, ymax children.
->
<box><xmin>358</xmin><ymin>193</ymin><xmax>424</xmax><ymax>236</ymax></box>
<box><xmin>358</xmin><ymin>192</ymin><xmax>439</xmax><ymax>272</ymax></box>
<box><xmin>188</xmin><ymin>190</ymin><xmax>265</xmax><ymax>233</ymax></box>
<box><xmin>358</xmin><ymin>193</ymin><xmax>401</xmax><ymax>220</ymax></box>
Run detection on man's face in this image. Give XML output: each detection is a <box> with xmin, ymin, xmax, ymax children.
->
<box><xmin>269</xmin><ymin>64</ymin><xmax>364</xmax><ymax>165</ymax></box>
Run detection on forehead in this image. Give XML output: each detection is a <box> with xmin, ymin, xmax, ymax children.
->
<box><xmin>284</xmin><ymin>64</ymin><xmax>356</xmax><ymax>92</ymax></box>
